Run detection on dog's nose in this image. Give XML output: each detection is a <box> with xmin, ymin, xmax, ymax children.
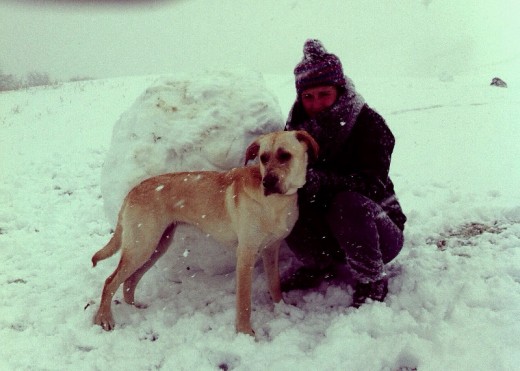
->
<box><xmin>262</xmin><ymin>173</ymin><xmax>278</xmax><ymax>194</ymax></box>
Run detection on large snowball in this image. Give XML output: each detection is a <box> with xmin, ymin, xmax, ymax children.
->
<box><xmin>100</xmin><ymin>71</ymin><xmax>284</xmax><ymax>276</ymax></box>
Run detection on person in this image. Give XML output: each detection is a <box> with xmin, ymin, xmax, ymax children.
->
<box><xmin>282</xmin><ymin>39</ymin><xmax>407</xmax><ymax>307</ymax></box>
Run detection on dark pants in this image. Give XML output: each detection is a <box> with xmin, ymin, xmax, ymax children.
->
<box><xmin>285</xmin><ymin>191</ymin><xmax>404</xmax><ymax>283</ymax></box>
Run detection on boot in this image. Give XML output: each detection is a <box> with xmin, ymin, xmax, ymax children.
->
<box><xmin>352</xmin><ymin>277</ymin><xmax>388</xmax><ymax>308</ymax></box>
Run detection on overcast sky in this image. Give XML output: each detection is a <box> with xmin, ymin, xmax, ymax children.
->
<box><xmin>1</xmin><ymin>0</ymin><xmax>519</xmax><ymax>80</ymax></box>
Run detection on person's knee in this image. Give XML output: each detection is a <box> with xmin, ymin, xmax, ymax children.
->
<box><xmin>327</xmin><ymin>191</ymin><xmax>375</xmax><ymax>224</ymax></box>
<box><xmin>381</xmin><ymin>225</ymin><xmax>404</xmax><ymax>263</ymax></box>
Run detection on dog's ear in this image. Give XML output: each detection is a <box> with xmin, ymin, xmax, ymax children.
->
<box><xmin>244</xmin><ymin>140</ymin><xmax>260</xmax><ymax>165</ymax></box>
<box><xmin>295</xmin><ymin>130</ymin><xmax>319</xmax><ymax>163</ymax></box>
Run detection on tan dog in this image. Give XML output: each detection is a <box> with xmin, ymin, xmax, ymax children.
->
<box><xmin>91</xmin><ymin>130</ymin><xmax>318</xmax><ymax>336</ymax></box>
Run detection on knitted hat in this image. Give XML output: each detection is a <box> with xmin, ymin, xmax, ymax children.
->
<box><xmin>294</xmin><ymin>39</ymin><xmax>346</xmax><ymax>94</ymax></box>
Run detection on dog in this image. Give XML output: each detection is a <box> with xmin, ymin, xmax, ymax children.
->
<box><xmin>91</xmin><ymin>130</ymin><xmax>319</xmax><ymax>336</ymax></box>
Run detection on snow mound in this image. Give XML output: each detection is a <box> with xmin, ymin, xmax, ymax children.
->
<box><xmin>100</xmin><ymin>71</ymin><xmax>284</xmax><ymax>275</ymax></box>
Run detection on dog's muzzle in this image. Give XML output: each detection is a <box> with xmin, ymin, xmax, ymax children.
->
<box><xmin>262</xmin><ymin>173</ymin><xmax>280</xmax><ymax>196</ymax></box>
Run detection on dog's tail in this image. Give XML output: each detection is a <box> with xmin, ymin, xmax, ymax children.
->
<box><xmin>92</xmin><ymin>223</ymin><xmax>122</xmax><ymax>267</ymax></box>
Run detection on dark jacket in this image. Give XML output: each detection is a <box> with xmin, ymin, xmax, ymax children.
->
<box><xmin>285</xmin><ymin>94</ymin><xmax>407</xmax><ymax>231</ymax></box>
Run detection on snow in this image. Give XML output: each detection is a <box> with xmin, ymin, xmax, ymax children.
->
<box><xmin>2</xmin><ymin>69</ymin><xmax>520</xmax><ymax>370</ymax></box>
<box><xmin>2</xmin><ymin>0</ymin><xmax>520</xmax><ymax>367</ymax></box>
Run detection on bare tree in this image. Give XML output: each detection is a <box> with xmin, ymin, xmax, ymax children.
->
<box><xmin>25</xmin><ymin>71</ymin><xmax>53</xmax><ymax>88</ymax></box>
<box><xmin>0</xmin><ymin>69</ymin><xmax>22</xmax><ymax>91</ymax></box>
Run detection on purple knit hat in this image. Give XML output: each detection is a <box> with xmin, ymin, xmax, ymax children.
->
<box><xmin>294</xmin><ymin>39</ymin><xmax>346</xmax><ymax>94</ymax></box>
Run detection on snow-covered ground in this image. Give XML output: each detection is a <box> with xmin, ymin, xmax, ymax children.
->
<box><xmin>1</xmin><ymin>69</ymin><xmax>519</xmax><ymax>370</ymax></box>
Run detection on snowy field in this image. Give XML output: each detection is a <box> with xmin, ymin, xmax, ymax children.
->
<box><xmin>1</xmin><ymin>69</ymin><xmax>520</xmax><ymax>370</ymax></box>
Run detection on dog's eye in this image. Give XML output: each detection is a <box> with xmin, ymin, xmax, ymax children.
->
<box><xmin>260</xmin><ymin>153</ymin><xmax>270</xmax><ymax>164</ymax></box>
<box><xmin>277</xmin><ymin>151</ymin><xmax>292</xmax><ymax>163</ymax></box>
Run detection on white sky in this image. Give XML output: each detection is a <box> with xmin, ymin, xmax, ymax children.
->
<box><xmin>1</xmin><ymin>0</ymin><xmax>519</xmax><ymax>80</ymax></box>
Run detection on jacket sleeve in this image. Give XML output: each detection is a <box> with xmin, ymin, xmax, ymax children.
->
<box><xmin>309</xmin><ymin>108</ymin><xmax>394</xmax><ymax>201</ymax></box>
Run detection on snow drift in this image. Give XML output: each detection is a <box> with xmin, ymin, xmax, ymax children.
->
<box><xmin>1</xmin><ymin>72</ymin><xmax>519</xmax><ymax>370</ymax></box>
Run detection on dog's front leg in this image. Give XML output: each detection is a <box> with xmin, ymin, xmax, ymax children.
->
<box><xmin>235</xmin><ymin>247</ymin><xmax>257</xmax><ymax>336</ymax></box>
<box><xmin>261</xmin><ymin>241</ymin><xmax>282</xmax><ymax>303</ymax></box>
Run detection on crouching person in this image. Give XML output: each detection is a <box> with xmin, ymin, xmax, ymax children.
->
<box><xmin>282</xmin><ymin>39</ymin><xmax>407</xmax><ymax>307</ymax></box>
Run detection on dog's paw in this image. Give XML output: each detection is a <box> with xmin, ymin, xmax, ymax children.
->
<box><xmin>94</xmin><ymin>311</ymin><xmax>116</xmax><ymax>331</ymax></box>
<box><xmin>236</xmin><ymin>324</ymin><xmax>255</xmax><ymax>337</ymax></box>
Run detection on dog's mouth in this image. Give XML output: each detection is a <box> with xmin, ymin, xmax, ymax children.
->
<box><xmin>263</xmin><ymin>183</ymin><xmax>282</xmax><ymax>196</ymax></box>
<box><xmin>262</xmin><ymin>173</ymin><xmax>282</xmax><ymax>196</ymax></box>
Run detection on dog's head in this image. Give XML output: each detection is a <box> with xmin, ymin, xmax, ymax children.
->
<box><xmin>245</xmin><ymin>130</ymin><xmax>319</xmax><ymax>196</ymax></box>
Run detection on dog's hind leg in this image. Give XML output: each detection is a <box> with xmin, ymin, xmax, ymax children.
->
<box><xmin>94</xmin><ymin>223</ymin><xmax>168</xmax><ymax>331</ymax></box>
<box><xmin>123</xmin><ymin>224</ymin><xmax>176</xmax><ymax>306</ymax></box>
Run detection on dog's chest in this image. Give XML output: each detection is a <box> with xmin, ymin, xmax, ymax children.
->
<box><xmin>262</xmin><ymin>198</ymin><xmax>298</xmax><ymax>237</ymax></box>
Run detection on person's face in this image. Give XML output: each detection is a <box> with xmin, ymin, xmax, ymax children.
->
<box><xmin>301</xmin><ymin>85</ymin><xmax>338</xmax><ymax>118</ymax></box>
